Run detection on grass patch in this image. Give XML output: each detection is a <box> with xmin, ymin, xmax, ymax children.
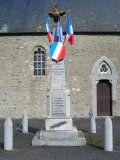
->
<box><xmin>41</xmin><ymin>144</ymin><xmax>47</xmax><ymax>147</ymax></box>
<box><xmin>85</xmin><ymin>135</ymin><xmax>103</xmax><ymax>147</ymax></box>
<box><xmin>116</xmin><ymin>140</ymin><xmax>120</xmax><ymax>145</ymax></box>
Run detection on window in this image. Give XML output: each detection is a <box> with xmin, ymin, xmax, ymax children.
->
<box><xmin>34</xmin><ymin>48</ymin><xmax>45</xmax><ymax>76</ymax></box>
<box><xmin>97</xmin><ymin>61</ymin><xmax>111</xmax><ymax>74</ymax></box>
<box><xmin>100</xmin><ymin>64</ymin><xmax>108</xmax><ymax>72</ymax></box>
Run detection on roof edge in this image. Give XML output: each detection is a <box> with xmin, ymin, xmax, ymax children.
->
<box><xmin>0</xmin><ymin>31</ymin><xmax>120</xmax><ymax>37</ymax></box>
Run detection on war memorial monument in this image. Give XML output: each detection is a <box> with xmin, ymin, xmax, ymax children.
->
<box><xmin>32</xmin><ymin>3</ymin><xmax>86</xmax><ymax>146</ymax></box>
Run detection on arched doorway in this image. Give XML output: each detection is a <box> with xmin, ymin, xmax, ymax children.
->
<box><xmin>90</xmin><ymin>56</ymin><xmax>118</xmax><ymax>117</ymax></box>
<box><xmin>97</xmin><ymin>80</ymin><xmax>112</xmax><ymax>116</ymax></box>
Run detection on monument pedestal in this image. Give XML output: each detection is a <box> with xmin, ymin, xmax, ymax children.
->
<box><xmin>32</xmin><ymin>126</ymin><xmax>86</xmax><ymax>146</ymax></box>
<box><xmin>32</xmin><ymin>60</ymin><xmax>86</xmax><ymax>146</ymax></box>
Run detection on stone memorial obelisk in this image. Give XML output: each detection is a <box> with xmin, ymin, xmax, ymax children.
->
<box><xmin>32</xmin><ymin>3</ymin><xmax>86</xmax><ymax>146</ymax></box>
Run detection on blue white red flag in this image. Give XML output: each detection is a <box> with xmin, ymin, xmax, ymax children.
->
<box><xmin>45</xmin><ymin>17</ymin><xmax>52</xmax><ymax>44</ymax></box>
<box><xmin>56</xmin><ymin>21</ymin><xmax>62</xmax><ymax>42</ymax></box>
<box><xmin>50</xmin><ymin>42</ymin><xmax>66</xmax><ymax>62</ymax></box>
<box><xmin>65</xmin><ymin>18</ymin><xmax>75</xmax><ymax>45</ymax></box>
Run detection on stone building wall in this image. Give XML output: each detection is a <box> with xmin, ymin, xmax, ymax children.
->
<box><xmin>0</xmin><ymin>35</ymin><xmax>120</xmax><ymax>118</ymax></box>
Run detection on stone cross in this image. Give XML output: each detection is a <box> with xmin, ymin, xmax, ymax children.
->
<box><xmin>47</xmin><ymin>3</ymin><xmax>69</xmax><ymax>120</ymax></box>
<box><xmin>32</xmin><ymin>3</ymin><xmax>86</xmax><ymax>147</ymax></box>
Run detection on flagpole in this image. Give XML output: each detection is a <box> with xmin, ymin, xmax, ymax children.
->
<box><xmin>63</xmin><ymin>35</ymin><xmax>66</xmax><ymax>45</ymax></box>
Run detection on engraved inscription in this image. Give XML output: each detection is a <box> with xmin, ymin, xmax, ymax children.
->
<box><xmin>51</xmin><ymin>91</ymin><xmax>66</xmax><ymax>118</ymax></box>
<box><xmin>51</xmin><ymin>60</ymin><xmax>66</xmax><ymax>87</ymax></box>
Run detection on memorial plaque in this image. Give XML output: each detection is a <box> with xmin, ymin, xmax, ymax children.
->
<box><xmin>51</xmin><ymin>60</ymin><xmax>66</xmax><ymax>88</ymax></box>
<box><xmin>51</xmin><ymin>90</ymin><xmax>66</xmax><ymax>118</ymax></box>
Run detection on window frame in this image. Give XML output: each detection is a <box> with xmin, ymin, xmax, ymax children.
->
<box><xmin>34</xmin><ymin>48</ymin><xmax>46</xmax><ymax>76</ymax></box>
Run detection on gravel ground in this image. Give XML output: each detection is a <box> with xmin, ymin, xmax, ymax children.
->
<box><xmin>0</xmin><ymin>117</ymin><xmax>120</xmax><ymax>160</ymax></box>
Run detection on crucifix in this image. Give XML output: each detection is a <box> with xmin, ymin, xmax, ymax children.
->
<box><xmin>48</xmin><ymin>2</ymin><xmax>66</xmax><ymax>23</ymax></box>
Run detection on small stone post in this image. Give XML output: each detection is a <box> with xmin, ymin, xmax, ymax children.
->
<box><xmin>104</xmin><ymin>117</ymin><xmax>113</xmax><ymax>151</ymax></box>
<box><xmin>4</xmin><ymin>117</ymin><xmax>13</xmax><ymax>150</ymax></box>
<box><xmin>89</xmin><ymin>109</ymin><xmax>96</xmax><ymax>133</ymax></box>
<box><xmin>22</xmin><ymin>109</ymin><xmax>28</xmax><ymax>133</ymax></box>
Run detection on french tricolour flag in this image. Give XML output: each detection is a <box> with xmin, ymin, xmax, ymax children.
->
<box><xmin>50</xmin><ymin>42</ymin><xmax>66</xmax><ymax>62</ymax></box>
<box><xmin>45</xmin><ymin>17</ymin><xmax>52</xmax><ymax>44</ymax></box>
<box><xmin>65</xmin><ymin>18</ymin><xmax>75</xmax><ymax>45</ymax></box>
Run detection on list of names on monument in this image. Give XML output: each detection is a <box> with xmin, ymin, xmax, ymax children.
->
<box><xmin>51</xmin><ymin>91</ymin><xmax>66</xmax><ymax>118</ymax></box>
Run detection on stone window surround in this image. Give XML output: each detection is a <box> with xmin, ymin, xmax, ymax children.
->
<box><xmin>90</xmin><ymin>56</ymin><xmax>118</xmax><ymax>117</ymax></box>
<box><xmin>32</xmin><ymin>45</ymin><xmax>47</xmax><ymax>78</ymax></box>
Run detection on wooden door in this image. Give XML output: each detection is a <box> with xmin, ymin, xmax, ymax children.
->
<box><xmin>97</xmin><ymin>80</ymin><xmax>112</xmax><ymax>116</ymax></box>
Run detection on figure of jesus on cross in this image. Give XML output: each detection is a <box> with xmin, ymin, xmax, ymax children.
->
<box><xmin>48</xmin><ymin>2</ymin><xmax>66</xmax><ymax>23</ymax></box>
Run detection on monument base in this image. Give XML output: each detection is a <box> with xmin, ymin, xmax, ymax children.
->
<box><xmin>32</xmin><ymin>126</ymin><xmax>86</xmax><ymax>146</ymax></box>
